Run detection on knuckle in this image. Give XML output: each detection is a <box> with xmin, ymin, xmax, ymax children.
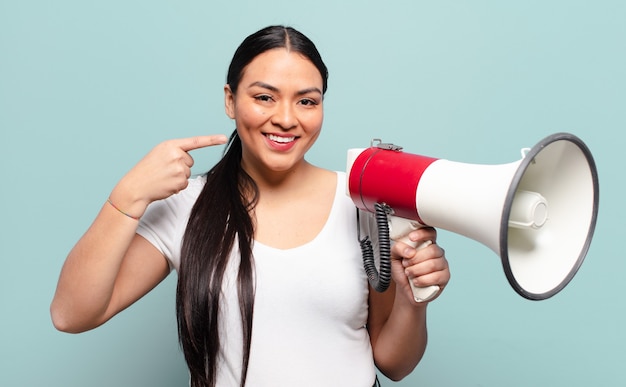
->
<box><xmin>173</xmin><ymin>161</ymin><xmax>187</xmax><ymax>174</ymax></box>
<box><xmin>161</xmin><ymin>139</ymin><xmax>176</xmax><ymax>150</ymax></box>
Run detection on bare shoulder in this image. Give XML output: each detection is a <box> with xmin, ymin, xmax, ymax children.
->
<box><xmin>303</xmin><ymin>165</ymin><xmax>337</xmax><ymax>193</ymax></box>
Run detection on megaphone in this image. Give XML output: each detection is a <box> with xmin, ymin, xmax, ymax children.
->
<box><xmin>347</xmin><ymin>132</ymin><xmax>599</xmax><ymax>302</ymax></box>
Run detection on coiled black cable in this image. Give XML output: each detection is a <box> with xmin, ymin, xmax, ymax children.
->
<box><xmin>358</xmin><ymin>203</ymin><xmax>392</xmax><ymax>293</ymax></box>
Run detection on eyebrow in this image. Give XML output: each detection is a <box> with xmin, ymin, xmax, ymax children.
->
<box><xmin>248</xmin><ymin>81</ymin><xmax>322</xmax><ymax>96</ymax></box>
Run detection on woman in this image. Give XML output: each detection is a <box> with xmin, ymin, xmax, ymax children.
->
<box><xmin>51</xmin><ymin>25</ymin><xmax>450</xmax><ymax>387</ymax></box>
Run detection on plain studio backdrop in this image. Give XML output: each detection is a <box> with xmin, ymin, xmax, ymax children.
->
<box><xmin>1</xmin><ymin>1</ymin><xmax>624</xmax><ymax>386</ymax></box>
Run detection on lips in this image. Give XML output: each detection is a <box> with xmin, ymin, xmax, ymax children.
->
<box><xmin>264</xmin><ymin>133</ymin><xmax>298</xmax><ymax>151</ymax></box>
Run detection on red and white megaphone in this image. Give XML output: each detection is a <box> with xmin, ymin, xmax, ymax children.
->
<box><xmin>347</xmin><ymin>132</ymin><xmax>599</xmax><ymax>302</ymax></box>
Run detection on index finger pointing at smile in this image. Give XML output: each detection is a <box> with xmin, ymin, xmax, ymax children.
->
<box><xmin>176</xmin><ymin>135</ymin><xmax>229</xmax><ymax>152</ymax></box>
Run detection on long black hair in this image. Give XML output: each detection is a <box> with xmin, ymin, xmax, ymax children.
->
<box><xmin>176</xmin><ymin>26</ymin><xmax>328</xmax><ymax>387</ymax></box>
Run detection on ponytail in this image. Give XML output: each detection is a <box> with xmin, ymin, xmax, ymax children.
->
<box><xmin>177</xmin><ymin>131</ymin><xmax>258</xmax><ymax>387</ymax></box>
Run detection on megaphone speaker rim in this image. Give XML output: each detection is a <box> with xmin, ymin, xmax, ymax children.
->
<box><xmin>499</xmin><ymin>132</ymin><xmax>600</xmax><ymax>300</ymax></box>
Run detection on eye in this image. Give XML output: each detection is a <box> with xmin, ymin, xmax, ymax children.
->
<box><xmin>299</xmin><ymin>98</ymin><xmax>319</xmax><ymax>107</ymax></box>
<box><xmin>254</xmin><ymin>94</ymin><xmax>273</xmax><ymax>103</ymax></box>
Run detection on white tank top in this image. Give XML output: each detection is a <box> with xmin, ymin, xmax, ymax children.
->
<box><xmin>137</xmin><ymin>172</ymin><xmax>376</xmax><ymax>386</ymax></box>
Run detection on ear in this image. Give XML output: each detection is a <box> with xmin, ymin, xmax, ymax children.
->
<box><xmin>224</xmin><ymin>84</ymin><xmax>236</xmax><ymax>119</ymax></box>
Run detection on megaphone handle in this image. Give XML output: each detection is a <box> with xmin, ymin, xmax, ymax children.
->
<box><xmin>399</xmin><ymin>237</ymin><xmax>441</xmax><ymax>303</ymax></box>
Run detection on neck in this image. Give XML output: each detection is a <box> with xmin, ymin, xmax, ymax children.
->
<box><xmin>242</xmin><ymin>159</ymin><xmax>315</xmax><ymax>191</ymax></box>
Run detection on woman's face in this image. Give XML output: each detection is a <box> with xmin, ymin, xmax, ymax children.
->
<box><xmin>224</xmin><ymin>48</ymin><xmax>324</xmax><ymax>179</ymax></box>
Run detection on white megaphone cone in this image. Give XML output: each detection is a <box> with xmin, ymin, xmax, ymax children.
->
<box><xmin>347</xmin><ymin>132</ymin><xmax>599</xmax><ymax>301</ymax></box>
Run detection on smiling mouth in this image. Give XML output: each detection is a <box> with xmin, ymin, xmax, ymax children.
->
<box><xmin>266</xmin><ymin>133</ymin><xmax>296</xmax><ymax>143</ymax></box>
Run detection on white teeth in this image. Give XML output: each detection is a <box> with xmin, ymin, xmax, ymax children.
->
<box><xmin>267</xmin><ymin>134</ymin><xmax>295</xmax><ymax>143</ymax></box>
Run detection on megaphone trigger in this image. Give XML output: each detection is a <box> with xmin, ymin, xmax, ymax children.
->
<box><xmin>402</xmin><ymin>238</ymin><xmax>441</xmax><ymax>303</ymax></box>
<box><xmin>389</xmin><ymin>215</ymin><xmax>441</xmax><ymax>302</ymax></box>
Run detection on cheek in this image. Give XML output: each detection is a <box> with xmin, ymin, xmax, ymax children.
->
<box><xmin>306</xmin><ymin>112</ymin><xmax>324</xmax><ymax>133</ymax></box>
<box><xmin>236</xmin><ymin>104</ymin><xmax>267</xmax><ymax>128</ymax></box>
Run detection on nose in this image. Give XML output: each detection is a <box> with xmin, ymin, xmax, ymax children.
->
<box><xmin>271</xmin><ymin>101</ymin><xmax>297</xmax><ymax>130</ymax></box>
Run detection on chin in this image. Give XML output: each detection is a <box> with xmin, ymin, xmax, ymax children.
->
<box><xmin>264</xmin><ymin>156</ymin><xmax>304</xmax><ymax>174</ymax></box>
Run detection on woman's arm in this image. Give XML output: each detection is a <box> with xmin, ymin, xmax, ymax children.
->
<box><xmin>50</xmin><ymin>204</ymin><xmax>170</xmax><ymax>333</ymax></box>
<box><xmin>367</xmin><ymin>227</ymin><xmax>450</xmax><ymax>381</ymax></box>
<box><xmin>50</xmin><ymin>135</ymin><xmax>227</xmax><ymax>333</ymax></box>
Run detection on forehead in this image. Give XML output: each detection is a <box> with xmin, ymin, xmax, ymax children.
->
<box><xmin>240</xmin><ymin>48</ymin><xmax>323</xmax><ymax>91</ymax></box>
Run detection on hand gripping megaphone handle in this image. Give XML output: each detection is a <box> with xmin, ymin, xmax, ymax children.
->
<box><xmin>392</xmin><ymin>218</ymin><xmax>441</xmax><ymax>303</ymax></box>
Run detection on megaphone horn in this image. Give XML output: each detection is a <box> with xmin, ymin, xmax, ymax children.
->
<box><xmin>347</xmin><ymin>132</ymin><xmax>599</xmax><ymax>301</ymax></box>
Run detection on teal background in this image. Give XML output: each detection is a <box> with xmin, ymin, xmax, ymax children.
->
<box><xmin>1</xmin><ymin>1</ymin><xmax>624</xmax><ymax>386</ymax></box>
